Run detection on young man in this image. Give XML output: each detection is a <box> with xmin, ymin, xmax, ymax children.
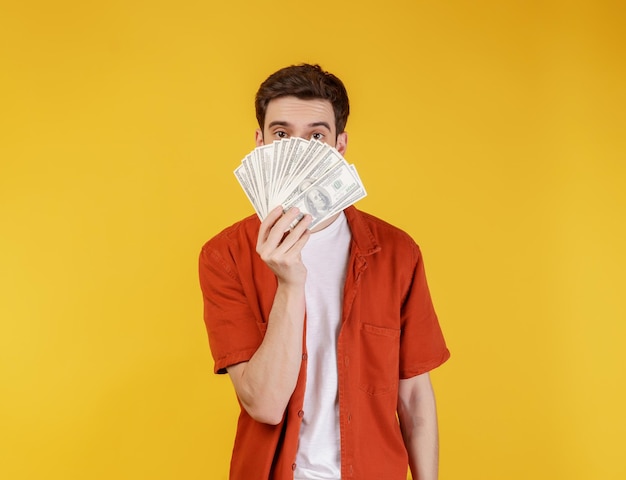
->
<box><xmin>199</xmin><ymin>64</ymin><xmax>450</xmax><ymax>480</ymax></box>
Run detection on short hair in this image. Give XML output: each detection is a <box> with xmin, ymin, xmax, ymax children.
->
<box><xmin>255</xmin><ymin>64</ymin><xmax>350</xmax><ymax>135</ymax></box>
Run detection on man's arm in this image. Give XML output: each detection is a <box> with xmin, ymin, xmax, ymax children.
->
<box><xmin>226</xmin><ymin>206</ymin><xmax>311</xmax><ymax>425</ymax></box>
<box><xmin>397</xmin><ymin>372</ymin><xmax>440</xmax><ymax>480</ymax></box>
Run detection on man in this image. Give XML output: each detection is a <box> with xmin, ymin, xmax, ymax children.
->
<box><xmin>199</xmin><ymin>64</ymin><xmax>450</xmax><ymax>480</ymax></box>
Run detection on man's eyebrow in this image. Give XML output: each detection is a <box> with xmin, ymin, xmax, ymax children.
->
<box><xmin>309</xmin><ymin>122</ymin><xmax>331</xmax><ymax>130</ymax></box>
<box><xmin>267</xmin><ymin>120</ymin><xmax>332</xmax><ymax>130</ymax></box>
<box><xmin>267</xmin><ymin>121</ymin><xmax>290</xmax><ymax>128</ymax></box>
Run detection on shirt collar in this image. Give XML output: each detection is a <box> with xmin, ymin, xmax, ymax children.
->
<box><xmin>343</xmin><ymin>206</ymin><xmax>381</xmax><ymax>257</ymax></box>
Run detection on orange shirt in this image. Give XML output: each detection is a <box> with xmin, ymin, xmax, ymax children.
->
<box><xmin>199</xmin><ymin>206</ymin><xmax>450</xmax><ymax>480</ymax></box>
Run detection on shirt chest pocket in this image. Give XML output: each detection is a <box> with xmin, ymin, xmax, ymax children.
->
<box><xmin>358</xmin><ymin>323</ymin><xmax>401</xmax><ymax>396</ymax></box>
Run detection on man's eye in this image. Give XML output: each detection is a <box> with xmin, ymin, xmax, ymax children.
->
<box><xmin>311</xmin><ymin>133</ymin><xmax>324</xmax><ymax>140</ymax></box>
<box><xmin>276</xmin><ymin>131</ymin><xmax>288</xmax><ymax>138</ymax></box>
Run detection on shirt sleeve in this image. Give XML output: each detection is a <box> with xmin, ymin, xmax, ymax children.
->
<box><xmin>198</xmin><ymin>242</ymin><xmax>264</xmax><ymax>374</ymax></box>
<box><xmin>398</xmin><ymin>244</ymin><xmax>450</xmax><ymax>378</ymax></box>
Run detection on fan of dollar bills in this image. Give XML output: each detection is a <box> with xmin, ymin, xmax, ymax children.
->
<box><xmin>234</xmin><ymin>138</ymin><xmax>366</xmax><ymax>229</ymax></box>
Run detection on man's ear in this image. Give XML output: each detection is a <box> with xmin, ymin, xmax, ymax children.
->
<box><xmin>255</xmin><ymin>129</ymin><xmax>264</xmax><ymax>147</ymax></box>
<box><xmin>336</xmin><ymin>131</ymin><xmax>348</xmax><ymax>155</ymax></box>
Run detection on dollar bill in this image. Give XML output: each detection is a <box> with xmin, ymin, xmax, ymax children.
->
<box><xmin>234</xmin><ymin>137</ymin><xmax>366</xmax><ymax>226</ymax></box>
<box><xmin>285</xmin><ymin>159</ymin><xmax>366</xmax><ymax>229</ymax></box>
<box><xmin>234</xmin><ymin>161</ymin><xmax>263</xmax><ymax>219</ymax></box>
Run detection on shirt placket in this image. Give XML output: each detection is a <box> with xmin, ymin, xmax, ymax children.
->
<box><xmin>337</xmin><ymin>253</ymin><xmax>368</xmax><ymax>479</ymax></box>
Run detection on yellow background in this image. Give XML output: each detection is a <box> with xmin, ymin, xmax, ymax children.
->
<box><xmin>1</xmin><ymin>1</ymin><xmax>625</xmax><ymax>479</ymax></box>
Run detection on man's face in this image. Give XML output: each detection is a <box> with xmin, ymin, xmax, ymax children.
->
<box><xmin>255</xmin><ymin>96</ymin><xmax>347</xmax><ymax>154</ymax></box>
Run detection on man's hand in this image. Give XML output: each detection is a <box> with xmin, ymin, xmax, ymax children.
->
<box><xmin>256</xmin><ymin>206</ymin><xmax>312</xmax><ymax>286</ymax></box>
<box><xmin>227</xmin><ymin>206</ymin><xmax>312</xmax><ymax>425</ymax></box>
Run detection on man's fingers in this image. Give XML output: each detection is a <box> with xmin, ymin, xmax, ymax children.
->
<box><xmin>257</xmin><ymin>207</ymin><xmax>311</xmax><ymax>258</ymax></box>
<box><xmin>273</xmin><ymin>213</ymin><xmax>312</xmax><ymax>254</ymax></box>
<box><xmin>255</xmin><ymin>209</ymin><xmax>312</xmax><ymax>284</ymax></box>
<box><xmin>257</xmin><ymin>206</ymin><xmax>285</xmax><ymax>246</ymax></box>
<box><xmin>260</xmin><ymin>208</ymin><xmax>302</xmax><ymax>247</ymax></box>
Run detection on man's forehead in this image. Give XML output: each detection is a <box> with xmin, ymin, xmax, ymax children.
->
<box><xmin>265</xmin><ymin>97</ymin><xmax>334</xmax><ymax>120</ymax></box>
<box><xmin>265</xmin><ymin>97</ymin><xmax>335</xmax><ymax>130</ymax></box>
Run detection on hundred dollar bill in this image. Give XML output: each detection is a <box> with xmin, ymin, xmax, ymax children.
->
<box><xmin>275</xmin><ymin>147</ymin><xmax>343</xmax><ymax>211</ymax></box>
<box><xmin>286</xmin><ymin>159</ymin><xmax>366</xmax><ymax>229</ymax></box>
<box><xmin>312</xmin><ymin>169</ymin><xmax>367</xmax><ymax>226</ymax></box>
<box><xmin>254</xmin><ymin>143</ymin><xmax>275</xmax><ymax>217</ymax></box>
<box><xmin>283</xmin><ymin>139</ymin><xmax>326</xmax><ymax>184</ymax></box>
<box><xmin>235</xmin><ymin>157</ymin><xmax>263</xmax><ymax>219</ymax></box>
<box><xmin>234</xmin><ymin>137</ymin><xmax>366</xmax><ymax>223</ymax></box>
<box><xmin>272</xmin><ymin>138</ymin><xmax>309</xmax><ymax>204</ymax></box>
<box><xmin>269</xmin><ymin>140</ymin><xmax>284</xmax><ymax>203</ymax></box>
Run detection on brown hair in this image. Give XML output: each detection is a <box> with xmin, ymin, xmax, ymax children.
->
<box><xmin>255</xmin><ymin>64</ymin><xmax>350</xmax><ymax>136</ymax></box>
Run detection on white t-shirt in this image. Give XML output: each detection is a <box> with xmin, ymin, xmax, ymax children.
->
<box><xmin>295</xmin><ymin>212</ymin><xmax>351</xmax><ymax>480</ymax></box>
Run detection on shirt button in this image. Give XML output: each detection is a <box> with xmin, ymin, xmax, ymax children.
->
<box><xmin>298</xmin><ymin>410</ymin><xmax>304</xmax><ymax>418</ymax></box>
<box><xmin>302</xmin><ymin>353</ymin><xmax>307</xmax><ymax>361</ymax></box>
<box><xmin>348</xmin><ymin>414</ymin><xmax>352</xmax><ymax>423</ymax></box>
<box><xmin>344</xmin><ymin>356</ymin><xmax>350</xmax><ymax>366</ymax></box>
<box><xmin>292</xmin><ymin>463</ymin><xmax>297</xmax><ymax>471</ymax></box>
